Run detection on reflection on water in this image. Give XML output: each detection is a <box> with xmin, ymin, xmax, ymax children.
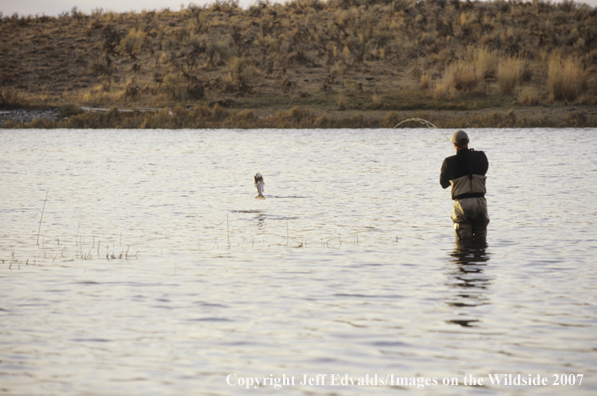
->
<box><xmin>1</xmin><ymin>128</ymin><xmax>597</xmax><ymax>395</ymax></box>
<box><xmin>446</xmin><ymin>241</ymin><xmax>492</xmax><ymax>328</ymax></box>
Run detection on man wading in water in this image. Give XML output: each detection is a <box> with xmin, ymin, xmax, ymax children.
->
<box><xmin>440</xmin><ymin>130</ymin><xmax>489</xmax><ymax>242</ymax></box>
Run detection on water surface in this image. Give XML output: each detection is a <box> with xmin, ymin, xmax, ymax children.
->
<box><xmin>1</xmin><ymin>128</ymin><xmax>596</xmax><ymax>395</ymax></box>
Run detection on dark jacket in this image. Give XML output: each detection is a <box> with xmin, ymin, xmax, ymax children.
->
<box><xmin>440</xmin><ymin>148</ymin><xmax>489</xmax><ymax>190</ymax></box>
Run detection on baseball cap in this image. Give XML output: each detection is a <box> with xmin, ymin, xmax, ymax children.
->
<box><xmin>450</xmin><ymin>130</ymin><xmax>469</xmax><ymax>145</ymax></box>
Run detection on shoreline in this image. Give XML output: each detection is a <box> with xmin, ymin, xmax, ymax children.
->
<box><xmin>1</xmin><ymin>105</ymin><xmax>596</xmax><ymax>129</ymax></box>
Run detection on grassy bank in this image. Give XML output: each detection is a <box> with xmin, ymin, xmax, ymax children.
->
<box><xmin>1</xmin><ymin>0</ymin><xmax>597</xmax><ymax>128</ymax></box>
<box><xmin>1</xmin><ymin>104</ymin><xmax>593</xmax><ymax>129</ymax></box>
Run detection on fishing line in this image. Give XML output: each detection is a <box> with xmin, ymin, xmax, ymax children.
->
<box><xmin>393</xmin><ymin>118</ymin><xmax>452</xmax><ymax>145</ymax></box>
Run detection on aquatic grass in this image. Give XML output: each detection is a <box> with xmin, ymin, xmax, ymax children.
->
<box><xmin>36</xmin><ymin>190</ymin><xmax>49</xmax><ymax>247</ymax></box>
<box><xmin>0</xmin><ymin>216</ymin><xmax>498</xmax><ymax>263</ymax></box>
<box><xmin>6</xmin><ymin>230</ymin><xmax>140</xmax><ymax>268</ymax></box>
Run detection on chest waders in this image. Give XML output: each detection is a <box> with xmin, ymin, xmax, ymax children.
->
<box><xmin>449</xmin><ymin>154</ymin><xmax>490</xmax><ymax>241</ymax></box>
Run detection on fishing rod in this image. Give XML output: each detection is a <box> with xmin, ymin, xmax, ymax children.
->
<box><xmin>393</xmin><ymin>118</ymin><xmax>452</xmax><ymax>144</ymax></box>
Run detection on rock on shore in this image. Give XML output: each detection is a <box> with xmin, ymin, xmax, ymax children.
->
<box><xmin>0</xmin><ymin>108</ymin><xmax>60</xmax><ymax>125</ymax></box>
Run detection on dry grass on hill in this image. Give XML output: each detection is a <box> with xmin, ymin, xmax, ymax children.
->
<box><xmin>1</xmin><ymin>0</ymin><xmax>597</xmax><ymax>127</ymax></box>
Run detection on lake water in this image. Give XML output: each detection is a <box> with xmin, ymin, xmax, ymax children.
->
<box><xmin>1</xmin><ymin>128</ymin><xmax>596</xmax><ymax>395</ymax></box>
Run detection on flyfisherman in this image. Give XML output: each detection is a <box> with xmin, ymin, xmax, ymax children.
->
<box><xmin>440</xmin><ymin>130</ymin><xmax>489</xmax><ymax>242</ymax></box>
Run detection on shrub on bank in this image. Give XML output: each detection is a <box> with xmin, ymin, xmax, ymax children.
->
<box><xmin>548</xmin><ymin>55</ymin><xmax>588</xmax><ymax>101</ymax></box>
<box><xmin>476</xmin><ymin>48</ymin><xmax>499</xmax><ymax>80</ymax></box>
<box><xmin>498</xmin><ymin>57</ymin><xmax>533</xmax><ymax>96</ymax></box>
<box><xmin>498</xmin><ymin>57</ymin><xmax>522</xmax><ymax>96</ymax></box>
<box><xmin>448</xmin><ymin>60</ymin><xmax>481</xmax><ymax>93</ymax></box>
<box><xmin>518</xmin><ymin>87</ymin><xmax>541</xmax><ymax>106</ymax></box>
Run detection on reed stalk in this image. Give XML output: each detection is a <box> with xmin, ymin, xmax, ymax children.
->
<box><xmin>37</xmin><ymin>190</ymin><xmax>49</xmax><ymax>247</ymax></box>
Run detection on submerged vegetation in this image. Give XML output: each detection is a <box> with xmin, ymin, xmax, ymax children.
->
<box><xmin>1</xmin><ymin>0</ymin><xmax>596</xmax><ymax>128</ymax></box>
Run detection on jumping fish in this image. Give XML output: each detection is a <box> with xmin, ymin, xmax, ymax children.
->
<box><xmin>254</xmin><ymin>173</ymin><xmax>265</xmax><ymax>199</ymax></box>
